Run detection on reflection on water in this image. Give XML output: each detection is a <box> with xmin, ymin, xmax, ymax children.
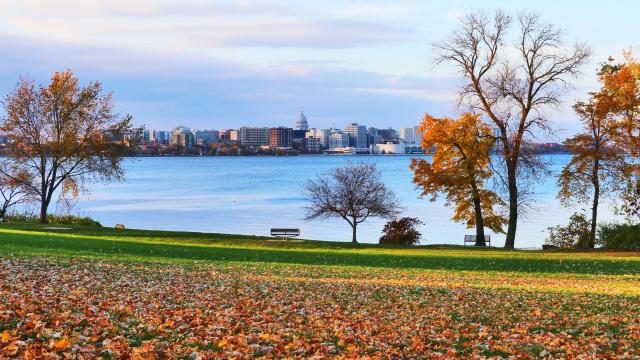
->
<box><xmin>77</xmin><ymin>155</ymin><xmax>619</xmax><ymax>248</ymax></box>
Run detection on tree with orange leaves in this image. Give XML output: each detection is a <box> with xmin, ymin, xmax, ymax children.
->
<box><xmin>410</xmin><ymin>113</ymin><xmax>506</xmax><ymax>246</ymax></box>
<box><xmin>599</xmin><ymin>53</ymin><xmax>640</xmax><ymax>157</ymax></box>
<box><xmin>0</xmin><ymin>70</ymin><xmax>132</xmax><ymax>223</ymax></box>
<box><xmin>558</xmin><ymin>59</ymin><xmax>634</xmax><ymax>248</ymax></box>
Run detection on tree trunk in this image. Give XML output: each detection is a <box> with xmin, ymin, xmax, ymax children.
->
<box><xmin>471</xmin><ymin>183</ymin><xmax>486</xmax><ymax>246</ymax></box>
<box><xmin>590</xmin><ymin>165</ymin><xmax>600</xmax><ymax>249</ymax></box>
<box><xmin>351</xmin><ymin>222</ymin><xmax>357</xmax><ymax>244</ymax></box>
<box><xmin>39</xmin><ymin>200</ymin><xmax>49</xmax><ymax>224</ymax></box>
<box><xmin>504</xmin><ymin>163</ymin><xmax>518</xmax><ymax>249</ymax></box>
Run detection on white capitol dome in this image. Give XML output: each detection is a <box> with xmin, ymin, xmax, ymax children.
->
<box><xmin>295</xmin><ymin>111</ymin><xmax>309</xmax><ymax>130</ymax></box>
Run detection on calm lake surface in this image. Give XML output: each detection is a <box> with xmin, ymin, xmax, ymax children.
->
<box><xmin>76</xmin><ymin>155</ymin><xmax>619</xmax><ymax>248</ymax></box>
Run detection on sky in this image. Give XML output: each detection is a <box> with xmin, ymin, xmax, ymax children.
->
<box><xmin>0</xmin><ymin>0</ymin><xmax>638</xmax><ymax>138</ymax></box>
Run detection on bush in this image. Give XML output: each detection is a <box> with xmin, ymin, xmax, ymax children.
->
<box><xmin>379</xmin><ymin>217</ymin><xmax>424</xmax><ymax>246</ymax></box>
<box><xmin>4</xmin><ymin>212</ymin><xmax>101</xmax><ymax>227</ymax></box>
<box><xmin>597</xmin><ymin>223</ymin><xmax>640</xmax><ymax>250</ymax></box>
<box><xmin>545</xmin><ymin>212</ymin><xmax>590</xmax><ymax>249</ymax></box>
<box><xmin>47</xmin><ymin>214</ymin><xmax>102</xmax><ymax>227</ymax></box>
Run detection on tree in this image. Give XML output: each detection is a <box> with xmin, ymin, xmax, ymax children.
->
<box><xmin>0</xmin><ymin>70</ymin><xmax>132</xmax><ymax>223</ymax></box>
<box><xmin>0</xmin><ymin>164</ymin><xmax>32</xmax><ymax>221</ymax></box>
<box><xmin>304</xmin><ymin>162</ymin><xmax>401</xmax><ymax>243</ymax></box>
<box><xmin>545</xmin><ymin>212</ymin><xmax>591</xmax><ymax>249</ymax></box>
<box><xmin>558</xmin><ymin>94</ymin><xmax>629</xmax><ymax>248</ymax></box>
<box><xmin>599</xmin><ymin>54</ymin><xmax>640</xmax><ymax>157</ymax></box>
<box><xmin>410</xmin><ymin>113</ymin><xmax>506</xmax><ymax>246</ymax></box>
<box><xmin>434</xmin><ymin>10</ymin><xmax>591</xmax><ymax>248</ymax></box>
<box><xmin>618</xmin><ymin>176</ymin><xmax>640</xmax><ymax>224</ymax></box>
<box><xmin>379</xmin><ymin>217</ymin><xmax>423</xmax><ymax>246</ymax></box>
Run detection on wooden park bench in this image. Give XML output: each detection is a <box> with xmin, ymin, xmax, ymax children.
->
<box><xmin>464</xmin><ymin>234</ymin><xmax>491</xmax><ymax>246</ymax></box>
<box><xmin>270</xmin><ymin>228</ymin><xmax>300</xmax><ymax>240</ymax></box>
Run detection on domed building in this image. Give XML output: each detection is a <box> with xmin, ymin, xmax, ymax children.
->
<box><xmin>295</xmin><ymin>111</ymin><xmax>309</xmax><ymax>131</ymax></box>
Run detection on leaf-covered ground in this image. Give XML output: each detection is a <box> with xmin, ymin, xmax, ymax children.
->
<box><xmin>2</xmin><ymin>258</ymin><xmax>640</xmax><ymax>359</ymax></box>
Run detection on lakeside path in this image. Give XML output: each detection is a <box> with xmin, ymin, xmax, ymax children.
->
<box><xmin>1</xmin><ymin>225</ymin><xmax>639</xmax><ymax>358</ymax></box>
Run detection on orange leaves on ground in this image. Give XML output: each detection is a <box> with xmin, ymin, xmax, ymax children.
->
<box><xmin>1</xmin><ymin>258</ymin><xmax>640</xmax><ymax>358</ymax></box>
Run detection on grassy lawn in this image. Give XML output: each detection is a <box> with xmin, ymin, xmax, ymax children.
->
<box><xmin>1</xmin><ymin>224</ymin><xmax>639</xmax><ymax>358</ymax></box>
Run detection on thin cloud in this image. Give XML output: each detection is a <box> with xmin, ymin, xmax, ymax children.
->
<box><xmin>0</xmin><ymin>0</ymin><xmax>413</xmax><ymax>49</ymax></box>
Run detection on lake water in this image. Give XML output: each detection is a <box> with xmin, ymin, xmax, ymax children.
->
<box><xmin>75</xmin><ymin>155</ymin><xmax>619</xmax><ymax>248</ymax></box>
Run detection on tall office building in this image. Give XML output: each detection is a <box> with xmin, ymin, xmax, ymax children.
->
<box><xmin>399</xmin><ymin>127</ymin><xmax>415</xmax><ymax>144</ymax></box>
<box><xmin>304</xmin><ymin>137</ymin><xmax>322</xmax><ymax>153</ymax></box>
<box><xmin>240</xmin><ymin>127</ymin><xmax>270</xmax><ymax>146</ymax></box>
<box><xmin>305</xmin><ymin>128</ymin><xmax>330</xmax><ymax>148</ymax></box>
<box><xmin>295</xmin><ymin>111</ymin><xmax>309</xmax><ymax>131</ymax></box>
<box><xmin>379</xmin><ymin>128</ymin><xmax>398</xmax><ymax>143</ymax></box>
<box><xmin>413</xmin><ymin>125</ymin><xmax>423</xmax><ymax>145</ymax></box>
<box><xmin>367</xmin><ymin>127</ymin><xmax>382</xmax><ymax>145</ymax></box>
<box><xmin>170</xmin><ymin>126</ymin><xmax>195</xmax><ymax>148</ymax></box>
<box><xmin>152</xmin><ymin>130</ymin><xmax>171</xmax><ymax>145</ymax></box>
<box><xmin>344</xmin><ymin>123</ymin><xmax>368</xmax><ymax>148</ymax></box>
<box><xmin>195</xmin><ymin>130</ymin><xmax>220</xmax><ymax>145</ymax></box>
<box><xmin>269</xmin><ymin>127</ymin><xmax>293</xmax><ymax>148</ymax></box>
<box><xmin>329</xmin><ymin>130</ymin><xmax>349</xmax><ymax>148</ymax></box>
<box><xmin>220</xmin><ymin>129</ymin><xmax>239</xmax><ymax>141</ymax></box>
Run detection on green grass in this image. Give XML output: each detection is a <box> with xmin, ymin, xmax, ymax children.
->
<box><xmin>1</xmin><ymin>223</ymin><xmax>638</xmax><ymax>275</ymax></box>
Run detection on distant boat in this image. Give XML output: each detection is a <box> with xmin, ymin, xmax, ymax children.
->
<box><xmin>323</xmin><ymin>147</ymin><xmax>357</xmax><ymax>155</ymax></box>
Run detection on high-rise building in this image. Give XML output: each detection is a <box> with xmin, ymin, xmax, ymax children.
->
<box><xmin>170</xmin><ymin>126</ymin><xmax>195</xmax><ymax>148</ymax></box>
<box><xmin>142</xmin><ymin>129</ymin><xmax>152</xmax><ymax>144</ymax></box>
<box><xmin>269</xmin><ymin>127</ymin><xmax>293</xmax><ymax>148</ymax></box>
<box><xmin>305</xmin><ymin>128</ymin><xmax>330</xmax><ymax>148</ymax></box>
<box><xmin>304</xmin><ymin>137</ymin><xmax>321</xmax><ymax>153</ymax></box>
<box><xmin>329</xmin><ymin>130</ymin><xmax>349</xmax><ymax>149</ymax></box>
<box><xmin>379</xmin><ymin>128</ymin><xmax>398</xmax><ymax>143</ymax></box>
<box><xmin>219</xmin><ymin>129</ymin><xmax>239</xmax><ymax>141</ymax></box>
<box><xmin>413</xmin><ymin>125</ymin><xmax>423</xmax><ymax>145</ymax></box>
<box><xmin>240</xmin><ymin>127</ymin><xmax>270</xmax><ymax>146</ymax></box>
<box><xmin>367</xmin><ymin>127</ymin><xmax>382</xmax><ymax>145</ymax></box>
<box><xmin>399</xmin><ymin>127</ymin><xmax>415</xmax><ymax>144</ymax></box>
<box><xmin>292</xmin><ymin>130</ymin><xmax>307</xmax><ymax>146</ymax></box>
<box><xmin>152</xmin><ymin>130</ymin><xmax>171</xmax><ymax>145</ymax></box>
<box><xmin>344</xmin><ymin>123</ymin><xmax>368</xmax><ymax>148</ymax></box>
<box><xmin>295</xmin><ymin>111</ymin><xmax>309</xmax><ymax>130</ymax></box>
<box><xmin>195</xmin><ymin>130</ymin><xmax>220</xmax><ymax>146</ymax></box>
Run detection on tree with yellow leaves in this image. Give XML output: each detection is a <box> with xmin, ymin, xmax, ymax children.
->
<box><xmin>1</xmin><ymin>70</ymin><xmax>133</xmax><ymax>223</ymax></box>
<box><xmin>410</xmin><ymin>113</ymin><xmax>506</xmax><ymax>246</ymax></box>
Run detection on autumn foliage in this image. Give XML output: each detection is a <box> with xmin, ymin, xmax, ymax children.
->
<box><xmin>411</xmin><ymin>114</ymin><xmax>506</xmax><ymax>246</ymax></box>
<box><xmin>0</xmin><ymin>70</ymin><xmax>132</xmax><ymax>223</ymax></box>
<box><xmin>558</xmin><ymin>54</ymin><xmax>640</xmax><ymax>247</ymax></box>
<box><xmin>1</xmin><ymin>257</ymin><xmax>640</xmax><ymax>358</ymax></box>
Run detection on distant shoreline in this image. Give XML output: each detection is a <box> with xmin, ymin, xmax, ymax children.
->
<box><xmin>124</xmin><ymin>151</ymin><xmax>571</xmax><ymax>158</ymax></box>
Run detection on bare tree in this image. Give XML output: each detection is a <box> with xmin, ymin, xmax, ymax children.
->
<box><xmin>304</xmin><ymin>163</ymin><xmax>401</xmax><ymax>243</ymax></box>
<box><xmin>0</xmin><ymin>70</ymin><xmax>132</xmax><ymax>223</ymax></box>
<box><xmin>434</xmin><ymin>10</ymin><xmax>591</xmax><ymax>248</ymax></box>
<box><xmin>0</xmin><ymin>164</ymin><xmax>33</xmax><ymax>221</ymax></box>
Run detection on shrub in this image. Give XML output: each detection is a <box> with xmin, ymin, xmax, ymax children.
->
<box><xmin>47</xmin><ymin>214</ymin><xmax>102</xmax><ymax>227</ymax></box>
<box><xmin>545</xmin><ymin>212</ymin><xmax>590</xmax><ymax>249</ymax></box>
<box><xmin>597</xmin><ymin>223</ymin><xmax>640</xmax><ymax>250</ymax></box>
<box><xmin>379</xmin><ymin>217</ymin><xmax>424</xmax><ymax>246</ymax></box>
<box><xmin>4</xmin><ymin>212</ymin><xmax>101</xmax><ymax>227</ymax></box>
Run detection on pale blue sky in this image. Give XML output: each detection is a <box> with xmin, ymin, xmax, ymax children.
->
<box><xmin>0</xmin><ymin>0</ymin><xmax>638</xmax><ymax>137</ymax></box>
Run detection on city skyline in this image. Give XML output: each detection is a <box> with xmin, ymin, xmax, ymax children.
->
<box><xmin>1</xmin><ymin>1</ymin><xmax>639</xmax><ymax>138</ymax></box>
